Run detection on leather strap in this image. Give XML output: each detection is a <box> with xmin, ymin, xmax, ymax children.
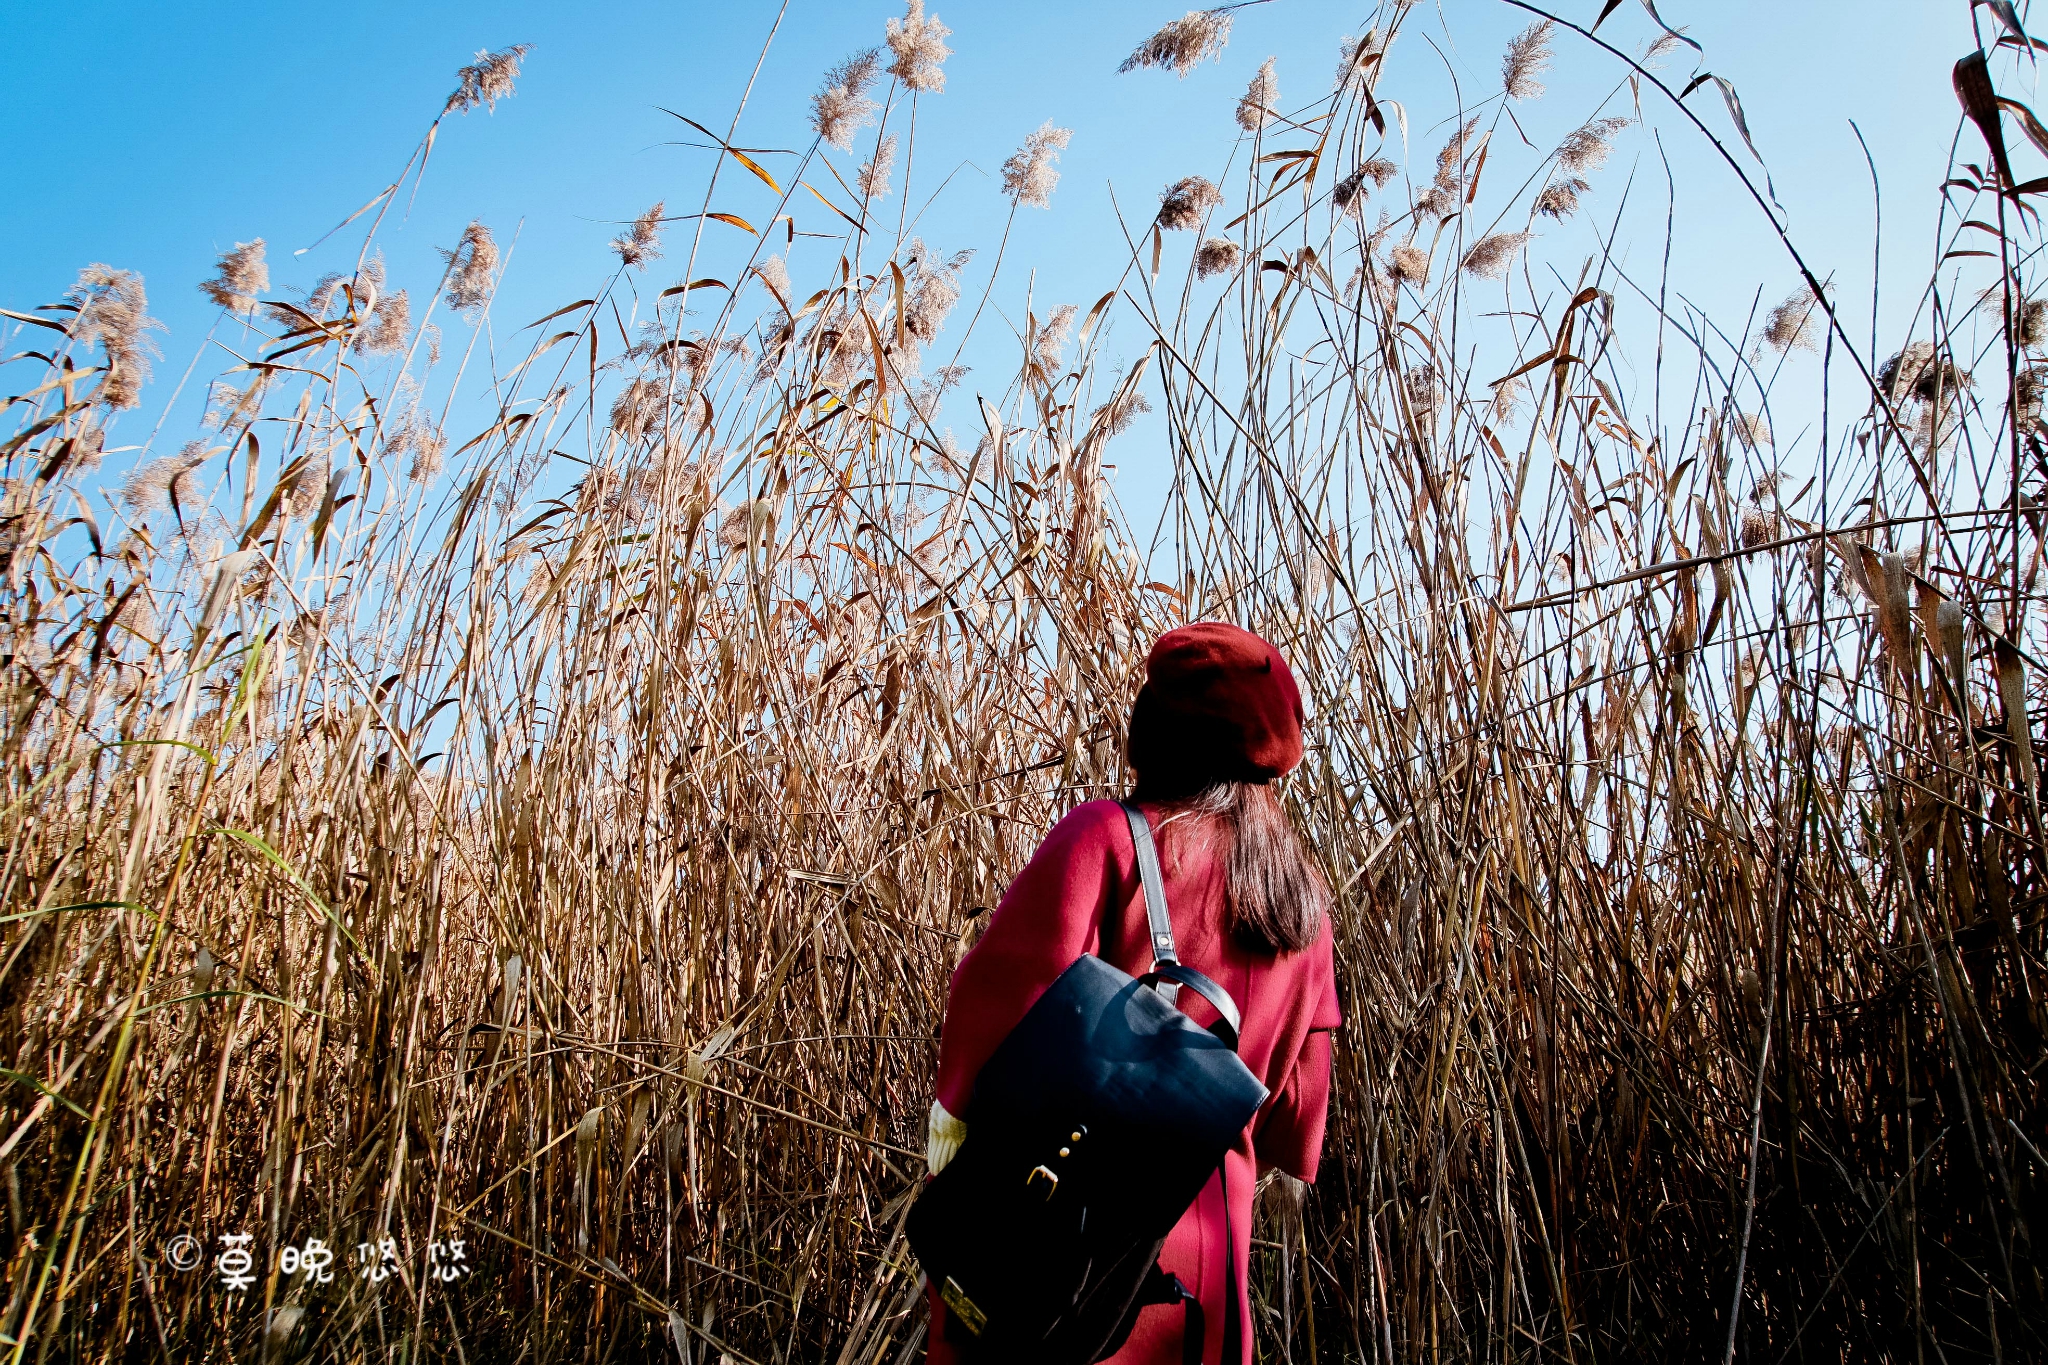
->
<box><xmin>1119</xmin><ymin>802</ymin><xmax>1249</xmax><ymax>1360</ymax></box>
<box><xmin>1221</xmin><ymin>1165</ymin><xmax>1242</xmax><ymax>1365</ymax></box>
<box><xmin>1120</xmin><ymin>801</ymin><xmax>1181</xmax><ymax>1006</ymax></box>
<box><xmin>1140</xmin><ymin>964</ymin><xmax>1242</xmax><ymax>1051</ymax></box>
<box><xmin>1179</xmin><ymin>1283</ymin><xmax>1206</xmax><ymax>1365</ymax></box>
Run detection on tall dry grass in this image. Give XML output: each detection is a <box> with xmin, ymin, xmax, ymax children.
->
<box><xmin>0</xmin><ymin>2</ymin><xmax>2041</xmax><ymax>1360</ymax></box>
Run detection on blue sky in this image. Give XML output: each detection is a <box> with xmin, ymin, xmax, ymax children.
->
<box><xmin>0</xmin><ymin>1</ymin><xmax>2016</xmax><ymax>532</ymax></box>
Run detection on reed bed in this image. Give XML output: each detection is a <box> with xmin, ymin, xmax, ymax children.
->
<box><xmin>1</xmin><ymin>2</ymin><xmax>2041</xmax><ymax>1360</ymax></box>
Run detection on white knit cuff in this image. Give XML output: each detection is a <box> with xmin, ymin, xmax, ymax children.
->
<box><xmin>927</xmin><ymin>1099</ymin><xmax>968</xmax><ymax>1174</ymax></box>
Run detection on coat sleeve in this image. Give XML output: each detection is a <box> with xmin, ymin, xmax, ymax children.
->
<box><xmin>932</xmin><ymin>802</ymin><xmax>1124</xmax><ymax>1117</ymax></box>
<box><xmin>1251</xmin><ymin>927</ymin><xmax>1342</xmax><ymax>1182</ymax></box>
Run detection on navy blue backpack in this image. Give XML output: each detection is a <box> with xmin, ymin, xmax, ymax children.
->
<box><xmin>907</xmin><ymin>802</ymin><xmax>1269</xmax><ymax>1363</ymax></box>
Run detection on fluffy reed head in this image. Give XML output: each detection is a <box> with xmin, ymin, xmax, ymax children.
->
<box><xmin>404</xmin><ymin>423</ymin><xmax>447</xmax><ymax>483</ymax></box>
<box><xmin>1089</xmin><ymin>385</ymin><xmax>1151</xmax><ymax>439</ymax></box>
<box><xmin>613</xmin><ymin>202</ymin><xmax>665</xmax><ymax>270</ymax></box>
<box><xmin>1740</xmin><ymin>504</ymin><xmax>1781</xmax><ymax>549</ymax></box>
<box><xmin>1001</xmin><ymin>121</ymin><xmax>1072</xmax><ymax>208</ymax></box>
<box><xmin>885</xmin><ymin>0</ymin><xmax>952</xmax><ymax>93</ymax></box>
<box><xmin>1388</xmin><ymin>242</ymin><xmax>1431</xmax><ymax>286</ymax></box>
<box><xmin>204</xmin><ymin>378</ymin><xmax>265</xmax><ymax>432</ymax></box>
<box><xmin>1436</xmin><ymin>116</ymin><xmax>1481</xmax><ymax>192</ymax></box>
<box><xmin>1533</xmin><ymin>176</ymin><xmax>1589</xmax><ymax>220</ymax></box>
<box><xmin>1031</xmin><ymin>303</ymin><xmax>1077</xmax><ymax>373</ymax></box>
<box><xmin>199</xmin><ymin>239</ymin><xmax>269</xmax><ymax>315</ymax></box>
<box><xmin>1334</xmin><ymin>159</ymin><xmax>1397</xmax><ymax>218</ymax></box>
<box><xmin>2019</xmin><ymin>296</ymin><xmax>2048</xmax><ymax>348</ymax></box>
<box><xmin>812</xmin><ymin>49</ymin><xmax>882</xmax><ymax>150</ymax></box>
<box><xmin>1762</xmin><ymin>284</ymin><xmax>1822</xmax><ymax>353</ymax></box>
<box><xmin>442</xmin><ymin>221</ymin><xmax>499</xmax><ymax>315</ymax></box>
<box><xmin>1237</xmin><ymin>58</ymin><xmax>1279</xmax><ymax>132</ymax></box>
<box><xmin>1557</xmin><ymin>116</ymin><xmax>1631</xmax><ymax>173</ymax></box>
<box><xmin>67</xmin><ymin>264</ymin><xmax>160</xmax><ymax>410</ymax></box>
<box><xmin>1195</xmin><ymin>237</ymin><xmax>1243</xmax><ymax>278</ymax></box>
<box><xmin>121</xmin><ymin>442</ymin><xmax>210</xmax><ymax>516</ymax></box>
<box><xmin>1502</xmin><ymin>20</ymin><xmax>1553</xmax><ymax>101</ymax></box>
<box><xmin>354</xmin><ymin>289</ymin><xmax>410</xmax><ymax>355</ymax></box>
<box><xmin>903</xmin><ymin>241</ymin><xmax>971</xmax><ymax>342</ymax></box>
<box><xmin>859</xmin><ymin>133</ymin><xmax>898</xmax><ymax>199</ymax></box>
<box><xmin>754</xmin><ymin>255</ymin><xmax>792</xmax><ymax>301</ymax></box>
<box><xmin>1879</xmin><ymin>340</ymin><xmax>1971</xmax><ymax>404</ymax></box>
<box><xmin>1119</xmin><ymin>9</ymin><xmax>1233</xmax><ymax>77</ymax></box>
<box><xmin>1461</xmin><ymin>232</ymin><xmax>1531</xmax><ymax>280</ymax></box>
<box><xmin>1403</xmin><ymin>364</ymin><xmax>1441</xmax><ymax>417</ymax></box>
<box><xmin>610</xmin><ymin>377</ymin><xmax>667</xmax><ymax>442</ymax></box>
<box><xmin>445</xmin><ymin>44</ymin><xmax>533</xmax><ymax>116</ymax></box>
<box><xmin>2019</xmin><ymin>365</ymin><xmax>2047</xmax><ymax>423</ymax></box>
<box><xmin>1158</xmin><ymin>175</ymin><xmax>1224</xmax><ymax>230</ymax></box>
<box><xmin>1335</xmin><ymin>31</ymin><xmax>1383</xmax><ymax>91</ymax></box>
<box><xmin>1415</xmin><ymin>185</ymin><xmax>1460</xmax><ymax>220</ymax></box>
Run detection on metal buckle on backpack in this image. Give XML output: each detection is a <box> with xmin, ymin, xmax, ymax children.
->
<box><xmin>1025</xmin><ymin>1164</ymin><xmax>1060</xmax><ymax>1199</ymax></box>
<box><xmin>941</xmin><ymin>1276</ymin><xmax>988</xmax><ymax>1335</ymax></box>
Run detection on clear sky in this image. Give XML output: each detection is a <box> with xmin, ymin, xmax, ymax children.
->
<box><xmin>0</xmin><ymin>0</ymin><xmax>2013</xmax><ymax>531</ymax></box>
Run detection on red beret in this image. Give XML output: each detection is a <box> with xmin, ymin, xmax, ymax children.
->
<box><xmin>1126</xmin><ymin>622</ymin><xmax>1304</xmax><ymax>785</ymax></box>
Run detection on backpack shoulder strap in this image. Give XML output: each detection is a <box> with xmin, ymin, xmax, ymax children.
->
<box><xmin>1119</xmin><ymin>800</ymin><xmax>1180</xmax><ymax>1005</ymax></box>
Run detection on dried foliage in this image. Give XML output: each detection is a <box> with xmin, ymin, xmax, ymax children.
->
<box><xmin>3</xmin><ymin>6</ymin><xmax>2044</xmax><ymax>1365</ymax></box>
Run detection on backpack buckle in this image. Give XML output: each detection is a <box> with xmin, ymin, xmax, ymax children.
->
<box><xmin>940</xmin><ymin>1276</ymin><xmax>988</xmax><ymax>1336</ymax></box>
<box><xmin>1025</xmin><ymin>1164</ymin><xmax>1060</xmax><ymax>1199</ymax></box>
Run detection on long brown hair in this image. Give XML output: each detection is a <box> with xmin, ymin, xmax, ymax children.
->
<box><xmin>1131</xmin><ymin>777</ymin><xmax>1328</xmax><ymax>953</ymax></box>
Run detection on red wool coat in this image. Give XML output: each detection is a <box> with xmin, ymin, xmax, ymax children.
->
<box><xmin>927</xmin><ymin>799</ymin><xmax>1341</xmax><ymax>1365</ymax></box>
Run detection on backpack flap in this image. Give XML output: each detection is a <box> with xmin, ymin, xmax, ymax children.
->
<box><xmin>968</xmin><ymin>956</ymin><xmax>1266</xmax><ymax>1231</ymax></box>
